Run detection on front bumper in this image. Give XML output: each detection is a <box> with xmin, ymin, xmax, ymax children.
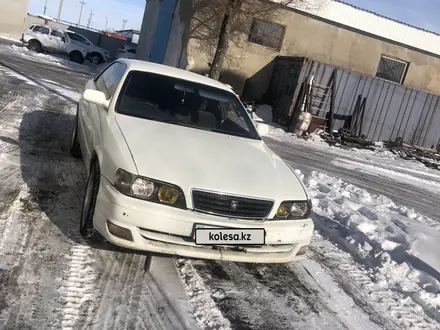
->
<box><xmin>94</xmin><ymin>178</ymin><xmax>314</xmax><ymax>263</ymax></box>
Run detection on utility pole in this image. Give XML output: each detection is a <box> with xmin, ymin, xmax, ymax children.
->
<box><xmin>122</xmin><ymin>19</ymin><xmax>127</xmax><ymax>30</ymax></box>
<box><xmin>104</xmin><ymin>17</ymin><xmax>108</xmax><ymax>31</ymax></box>
<box><xmin>78</xmin><ymin>1</ymin><xmax>86</xmax><ymax>26</ymax></box>
<box><xmin>43</xmin><ymin>0</ymin><xmax>48</xmax><ymax>15</ymax></box>
<box><xmin>87</xmin><ymin>10</ymin><xmax>94</xmax><ymax>29</ymax></box>
<box><xmin>56</xmin><ymin>0</ymin><xmax>64</xmax><ymax>22</ymax></box>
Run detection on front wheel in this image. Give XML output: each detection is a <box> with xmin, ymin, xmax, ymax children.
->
<box><xmin>89</xmin><ymin>53</ymin><xmax>103</xmax><ymax>65</ymax></box>
<box><xmin>69</xmin><ymin>51</ymin><xmax>84</xmax><ymax>64</ymax></box>
<box><xmin>80</xmin><ymin>161</ymin><xmax>101</xmax><ymax>240</ymax></box>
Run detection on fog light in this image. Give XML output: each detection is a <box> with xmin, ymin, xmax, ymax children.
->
<box><xmin>297</xmin><ymin>245</ymin><xmax>309</xmax><ymax>256</ymax></box>
<box><xmin>158</xmin><ymin>185</ymin><xmax>179</xmax><ymax>204</ymax></box>
<box><xmin>107</xmin><ymin>220</ymin><xmax>133</xmax><ymax>241</ymax></box>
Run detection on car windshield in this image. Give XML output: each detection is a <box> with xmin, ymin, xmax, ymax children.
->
<box><xmin>117</xmin><ymin>71</ymin><xmax>260</xmax><ymax>140</ymax></box>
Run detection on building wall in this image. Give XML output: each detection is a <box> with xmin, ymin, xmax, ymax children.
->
<box><xmin>0</xmin><ymin>0</ymin><xmax>30</xmax><ymax>40</ymax></box>
<box><xmin>175</xmin><ymin>2</ymin><xmax>440</xmax><ymax>99</ymax></box>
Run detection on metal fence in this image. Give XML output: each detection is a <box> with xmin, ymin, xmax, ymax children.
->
<box><xmin>270</xmin><ymin>57</ymin><xmax>440</xmax><ymax>148</ymax></box>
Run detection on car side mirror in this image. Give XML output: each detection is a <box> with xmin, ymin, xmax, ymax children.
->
<box><xmin>83</xmin><ymin>89</ymin><xmax>109</xmax><ymax>108</ymax></box>
<box><xmin>61</xmin><ymin>37</ymin><xmax>66</xmax><ymax>43</ymax></box>
<box><xmin>256</xmin><ymin>122</ymin><xmax>269</xmax><ymax>136</ymax></box>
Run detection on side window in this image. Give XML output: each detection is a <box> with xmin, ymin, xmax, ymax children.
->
<box><xmin>33</xmin><ymin>26</ymin><xmax>50</xmax><ymax>35</ymax></box>
<box><xmin>104</xmin><ymin>63</ymin><xmax>126</xmax><ymax>97</ymax></box>
<box><xmin>29</xmin><ymin>25</ymin><xmax>35</xmax><ymax>30</ymax></box>
<box><xmin>128</xmin><ymin>49</ymin><xmax>136</xmax><ymax>54</ymax></box>
<box><xmin>67</xmin><ymin>32</ymin><xmax>90</xmax><ymax>45</ymax></box>
<box><xmin>95</xmin><ymin>63</ymin><xmax>126</xmax><ymax>98</ymax></box>
<box><xmin>50</xmin><ymin>30</ymin><xmax>64</xmax><ymax>39</ymax></box>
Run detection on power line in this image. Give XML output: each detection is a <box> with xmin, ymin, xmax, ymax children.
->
<box><xmin>78</xmin><ymin>0</ymin><xmax>86</xmax><ymax>26</ymax></box>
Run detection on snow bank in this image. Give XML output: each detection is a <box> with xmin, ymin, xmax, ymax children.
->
<box><xmin>302</xmin><ymin>170</ymin><xmax>440</xmax><ymax>322</ymax></box>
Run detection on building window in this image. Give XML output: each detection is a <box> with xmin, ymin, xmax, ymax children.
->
<box><xmin>376</xmin><ymin>55</ymin><xmax>409</xmax><ymax>83</ymax></box>
<box><xmin>248</xmin><ymin>19</ymin><xmax>285</xmax><ymax>51</ymax></box>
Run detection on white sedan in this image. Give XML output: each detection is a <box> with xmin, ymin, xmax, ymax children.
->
<box><xmin>70</xmin><ymin>59</ymin><xmax>313</xmax><ymax>263</ymax></box>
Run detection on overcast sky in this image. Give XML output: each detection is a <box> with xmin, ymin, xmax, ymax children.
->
<box><xmin>27</xmin><ymin>0</ymin><xmax>440</xmax><ymax>34</ymax></box>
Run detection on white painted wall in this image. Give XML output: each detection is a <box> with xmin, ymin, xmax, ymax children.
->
<box><xmin>0</xmin><ymin>0</ymin><xmax>30</xmax><ymax>41</ymax></box>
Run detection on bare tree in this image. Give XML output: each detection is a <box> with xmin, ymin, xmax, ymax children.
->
<box><xmin>190</xmin><ymin>0</ymin><xmax>326</xmax><ymax>79</ymax></box>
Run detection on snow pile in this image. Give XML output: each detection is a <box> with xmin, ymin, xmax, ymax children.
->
<box><xmin>303</xmin><ymin>170</ymin><xmax>440</xmax><ymax>323</ymax></box>
<box><xmin>176</xmin><ymin>259</ymin><xmax>231</xmax><ymax>330</ymax></box>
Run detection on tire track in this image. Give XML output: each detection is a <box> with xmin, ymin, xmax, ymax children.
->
<box><xmin>59</xmin><ymin>245</ymin><xmax>97</xmax><ymax>330</ymax></box>
<box><xmin>188</xmin><ymin>259</ymin><xmax>349</xmax><ymax>330</ymax></box>
<box><xmin>310</xmin><ymin>235</ymin><xmax>439</xmax><ymax>329</ymax></box>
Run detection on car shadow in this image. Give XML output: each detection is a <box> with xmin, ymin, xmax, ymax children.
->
<box><xmin>17</xmin><ymin>102</ymin><xmax>154</xmax><ymax>257</ymax></box>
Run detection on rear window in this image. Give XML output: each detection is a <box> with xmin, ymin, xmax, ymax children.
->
<box><xmin>117</xmin><ymin>71</ymin><xmax>260</xmax><ymax>140</ymax></box>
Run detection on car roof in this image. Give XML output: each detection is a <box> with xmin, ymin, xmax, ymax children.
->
<box><xmin>116</xmin><ymin>59</ymin><xmax>234</xmax><ymax>93</ymax></box>
<box><xmin>32</xmin><ymin>24</ymin><xmax>63</xmax><ymax>32</ymax></box>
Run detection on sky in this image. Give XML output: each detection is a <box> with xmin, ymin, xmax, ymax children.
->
<box><xmin>342</xmin><ymin>0</ymin><xmax>440</xmax><ymax>34</ymax></box>
<box><xmin>28</xmin><ymin>0</ymin><xmax>145</xmax><ymax>31</ymax></box>
<box><xmin>28</xmin><ymin>0</ymin><xmax>440</xmax><ymax>35</ymax></box>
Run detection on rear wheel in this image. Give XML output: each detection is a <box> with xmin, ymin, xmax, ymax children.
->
<box><xmin>28</xmin><ymin>40</ymin><xmax>42</xmax><ymax>53</ymax></box>
<box><xmin>69</xmin><ymin>51</ymin><xmax>84</xmax><ymax>64</ymax></box>
<box><xmin>80</xmin><ymin>160</ymin><xmax>101</xmax><ymax>240</ymax></box>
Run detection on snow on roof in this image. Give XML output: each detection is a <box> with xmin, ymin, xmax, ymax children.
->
<box><xmin>288</xmin><ymin>0</ymin><xmax>440</xmax><ymax>56</ymax></box>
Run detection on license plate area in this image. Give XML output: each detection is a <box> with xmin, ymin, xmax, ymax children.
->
<box><xmin>195</xmin><ymin>228</ymin><xmax>266</xmax><ymax>246</ymax></box>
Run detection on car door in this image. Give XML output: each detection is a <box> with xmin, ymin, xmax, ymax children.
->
<box><xmin>66</xmin><ymin>31</ymin><xmax>92</xmax><ymax>52</ymax></box>
<box><xmin>49</xmin><ymin>29</ymin><xmax>66</xmax><ymax>53</ymax></box>
<box><xmin>79</xmin><ymin>62</ymin><xmax>127</xmax><ymax>167</ymax></box>
<box><xmin>32</xmin><ymin>26</ymin><xmax>51</xmax><ymax>49</ymax></box>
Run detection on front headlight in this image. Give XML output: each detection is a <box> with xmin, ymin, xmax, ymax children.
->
<box><xmin>114</xmin><ymin>169</ymin><xmax>187</xmax><ymax>209</ymax></box>
<box><xmin>274</xmin><ymin>200</ymin><xmax>311</xmax><ymax>220</ymax></box>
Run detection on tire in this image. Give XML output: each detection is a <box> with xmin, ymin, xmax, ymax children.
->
<box><xmin>89</xmin><ymin>52</ymin><xmax>103</xmax><ymax>65</ymax></box>
<box><xmin>69</xmin><ymin>51</ymin><xmax>84</xmax><ymax>64</ymax></box>
<box><xmin>28</xmin><ymin>40</ymin><xmax>42</xmax><ymax>53</ymax></box>
<box><xmin>70</xmin><ymin>111</ymin><xmax>82</xmax><ymax>159</ymax></box>
<box><xmin>80</xmin><ymin>160</ymin><xmax>101</xmax><ymax>240</ymax></box>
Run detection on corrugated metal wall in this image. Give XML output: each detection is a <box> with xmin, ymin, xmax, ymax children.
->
<box><xmin>270</xmin><ymin>57</ymin><xmax>440</xmax><ymax>148</ymax></box>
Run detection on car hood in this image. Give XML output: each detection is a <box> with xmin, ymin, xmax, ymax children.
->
<box><xmin>115</xmin><ymin>114</ymin><xmax>308</xmax><ymax>201</ymax></box>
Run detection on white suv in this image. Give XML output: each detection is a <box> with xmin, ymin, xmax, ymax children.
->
<box><xmin>70</xmin><ymin>59</ymin><xmax>313</xmax><ymax>263</ymax></box>
<box><xmin>64</xmin><ymin>30</ymin><xmax>110</xmax><ymax>64</ymax></box>
<box><xmin>21</xmin><ymin>24</ymin><xmax>88</xmax><ymax>63</ymax></box>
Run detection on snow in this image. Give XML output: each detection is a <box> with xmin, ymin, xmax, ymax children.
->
<box><xmin>302</xmin><ymin>169</ymin><xmax>440</xmax><ymax>325</ymax></box>
<box><xmin>0</xmin><ymin>43</ymin><xmax>99</xmax><ymax>74</ymax></box>
<box><xmin>0</xmin><ymin>66</ymin><xmax>38</xmax><ymax>86</ymax></box>
<box><xmin>176</xmin><ymin>259</ymin><xmax>232</xmax><ymax>330</ymax></box>
<box><xmin>254</xmin><ymin>104</ymin><xmax>440</xmax><ymax>174</ymax></box>
<box><xmin>1</xmin><ymin>52</ymin><xmax>440</xmax><ymax>329</ymax></box>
